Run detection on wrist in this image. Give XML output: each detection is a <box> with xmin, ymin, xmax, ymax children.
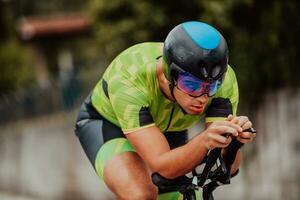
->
<box><xmin>198</xmin><ymin>131</ymin><xmax>211</xmax><ymax>151</ymax></box>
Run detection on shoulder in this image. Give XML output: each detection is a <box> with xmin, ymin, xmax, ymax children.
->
<box><xmin>224</xmin><ymin>65</ymin><xmax>238</xmax><ymax>83</ymax></box>
<box><xmin>104</xmin><ymin>42</ymin><xmax>163</xmax><ymax>76</ymax></box>
<box><xmin>217</xmin><ymin>65</ymin><xmax>238</xmax><ymax>94</ymax></box>
<box><xmin>104</xmin><ymin>42</ymin><xmax>162</xmax><ymax>88</ymax></box>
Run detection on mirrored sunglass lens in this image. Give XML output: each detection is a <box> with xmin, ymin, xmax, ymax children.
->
<box><xmin>208</xmin><ymin>80</ymin><xmax>222</xmax><ymax>96</ymax></box>
<box><xmin>177</xmin><ymin>72</ymin><xmax>222</xmax><ymax>97</ymax></box>
<box><xmin>208</xmin><ymin>84</ymin><xmax>217</xmax><ymax>96</ymax></box>
<box><xmin>178</xmin><ymin>74</ymin><xmax>202</xmax><ymax>93</ymax></box>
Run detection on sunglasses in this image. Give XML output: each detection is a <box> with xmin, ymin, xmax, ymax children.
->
<box><xmin>176</xmin><ymin>71</ymin><xmax>223</xmax><ymax>97</ymax></box>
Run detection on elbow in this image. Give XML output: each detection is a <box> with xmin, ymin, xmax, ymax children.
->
<box><xmin>148</xmin><ymin>153</ymin><xmax>185</xmax><ymax>179</ymax></box>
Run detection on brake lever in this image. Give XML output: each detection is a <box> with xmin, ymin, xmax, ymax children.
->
<box><xmin>223</xmin><ymin>127</ymin><xmax>257</xmax><ymax>138</ymax></box>
<box><xmin>244</xmin><ymin>127</ymin><xmax>257</xmax><ymax>133</ymax></box>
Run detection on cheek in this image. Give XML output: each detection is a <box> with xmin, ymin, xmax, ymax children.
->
<box><xmin>174</xmin><ymin>89</ymin><xmax>193</xmax><ymax>107</ymax></box>
<box><xmin>177</xmin><ymin>98</ymin><xmax>190</xmax><ymax>108</ymax></box>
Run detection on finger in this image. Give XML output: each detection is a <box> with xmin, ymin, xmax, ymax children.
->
<box><xmin>229</xmin><ymin>120</ymin><xmax>243</xmax><ymax>132</ymax></box>
<box><xmin>209</xmin><ymin>126</ymin><xmax>239</xmax><ymax>137</ymax></box>
<box><xmin>227</xmin><ymin>114</ymin><xmax>234</xmax><ymax>121</ymax></box>
<box><xmin>214</xmin><ymin>142</ymin><xmax>230</xmax><ymax>148</ymax></box>
<box><xmin>237</xmin><ymin>137</ymin><xmax>253</xmax><ymax>144</ymax></box>
<box><xmin>208</xmin><ymin>132</ymin><xmax>232</xmax><ymax>144</ymax></box>
<box><xmin>242</xmin><ymin>121</ymin><xmax>252</xmax><ymax>131</ymax></box>
<box><xmin>239</xmin><ymin>132</ymin><xmax>256</xmax><ymax>139</ymax></box>
<box><xmin>237</xmin><ymin>116</ymin><xmax>249</xmax><ymax>127</ymax></box>
<box><xmin>238</xmin><ymin>131</ymin><xmax>248</xmax><ymax>139</ymax></box>
<box><xmin>209</xmin><ymin>140</ymin><xmax>231</xmax><ymax>149</ymax></box>
<box><xmin>231</xmin><ymin>116</ymin><xmax>240</xmax><ymax>124</ymax></box>
<box><xmin>212</xmin><ymin>121</ymin><xmax>243</xmax><ymax>132</ymax></box>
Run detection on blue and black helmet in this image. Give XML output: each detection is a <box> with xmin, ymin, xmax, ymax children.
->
<box><xmin>163</xmin><ymin>21</ymin><xmax>228</xmax><ymax>82</ymax></box>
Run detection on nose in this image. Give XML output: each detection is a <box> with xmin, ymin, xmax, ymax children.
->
<box><xmin>196</xmin><ymin>94</ymin><xmax>209</xmax><ymax>104</ymax></box>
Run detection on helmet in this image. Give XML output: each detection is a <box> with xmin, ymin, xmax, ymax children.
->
<box><xmin>163</xmin><ymin>21</ymin><xmax>228</xmax><ymax>83</ymax></box>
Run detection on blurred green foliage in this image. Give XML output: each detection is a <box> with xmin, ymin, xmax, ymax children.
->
<box><xmin>227</xmin><ymin>0</ymin><xmax>300</xmax><ymax>108</ymax></box>
<box><xmin>1</xmin><ymin>0</ymin><xmax>299</xmax><ymax>109</ymax></box>
<box><xmin>89</xmin><ymin>0</ymin><xmax>203</xmax><ymax>57</ymax></box>
<box><xmin>0</xmin><ymin>41</ymin><xmax>35</xmax><ymax>95</ymax></box>
<box><xmin>89</xmin><ymin>0</ymin><xmax>300</xmax><ymax>109</ymax></box>
<box><xmin>0</xmin><ymin>1</ymin><xmax>35</xmax><ymax>96</ymax></box>
<box><xmin>11</xmin><ymin>0</ymin><xmax>87</xmax><ymax>16</ymax></box>
<box><xmin>0</xmin><ymin>0</ymin><xmax>90</xmax><ymax>96</ymax></box>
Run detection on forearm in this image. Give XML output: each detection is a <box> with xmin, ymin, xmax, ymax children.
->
<box><xmin>231</xmin><ymin>149</ymin><xmax>242</xmax><ymax>174</ymax></box>
<box><xmin>221</xmin><ymin>147</ymin><xmax>242</xmax><ymax>174</ymax></box>
<box><xmin>154</xmin><ymin>133</ymin><xmax>208</xmax><ymax>179</ymax></box>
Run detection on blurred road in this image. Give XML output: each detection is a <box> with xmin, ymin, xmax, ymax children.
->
<box><xmin>0</xmin><ymin>193</ymin><xmax>40</xmax><ymax>200</ymax></box>
<box><xmin>0</xmin><ymin>111</ymin><xmax>114</xmax><ymax>200</ymax></box>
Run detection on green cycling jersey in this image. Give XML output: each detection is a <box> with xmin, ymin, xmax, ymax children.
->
<box><xmin>91</xmin><ymin>42</ymin><xmax>239</xmax><ymax>134</ymax></box>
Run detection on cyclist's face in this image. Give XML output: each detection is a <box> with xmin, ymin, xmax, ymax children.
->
<box><xmin>173</xmin><ymin>87</ymin><xmax>209</xmax><ymax>115</ymax></box>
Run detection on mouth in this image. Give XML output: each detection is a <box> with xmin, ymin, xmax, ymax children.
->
<box><xmin>193</xmin><ymin>105</ymin><xmax>203</xmax><ymax>109</ymax></box>
<box><xmin>190</xmin><ymin>105</ymin><xmax>204</xmax><ymax>113</ymax></box>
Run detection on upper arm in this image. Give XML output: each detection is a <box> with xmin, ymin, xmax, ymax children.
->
<box><xmin>106</xmin><ymin>72</ymin><xmax>168</xmax><ymax>169</ymax></box>
<box><xmin>126</xmin><ymin>126</ymin><xmax>170</xmax><ymax>171</ymax></box>
<box><xmin>108</xmin><ymin>79</ymin><xmax>155</xmax><ymax>133</ymax></box>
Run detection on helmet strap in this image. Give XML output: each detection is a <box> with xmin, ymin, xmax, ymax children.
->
<box><xmin>169</xmin><ymin>78</ymin><xmax>176</xmax><ymax>101</ymax></box>
<box><xmin>169</xmin><ymin>77</ymin><xmax>189</xmax><ymax>115</ymax></box>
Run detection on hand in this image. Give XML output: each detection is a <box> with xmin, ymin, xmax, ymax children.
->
<box><xmin>227</xmin><ymin>114</ymin><xmax>256</xmax><ymax>144</ymax></box>
<box><xmin>203</xmin><ymin>121</ymin><xmax>242</xmax><ymax>150</ymax></box>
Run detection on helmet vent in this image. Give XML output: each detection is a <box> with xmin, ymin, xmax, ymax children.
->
<box><xmin>200</xmin><ymin>66</ymin><xmax>209</xmax><ymax>78</ymax></box>
<box><xmin>163</xmin><ymin>21</ymin><xmax>229</xmax><ymax>82</ymax></box>
<box><xmin>212</xmin><ymin>65</ymin><xmax>222</xmax><ymax>78</ymax></box>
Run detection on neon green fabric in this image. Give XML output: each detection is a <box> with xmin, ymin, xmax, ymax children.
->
<box><xmin>158</xmin><ymin>190</ymin><xmax>201</xmax><ymax>200</ymax></box>
<box><xmin>90</xmin><ymin>42</ymin><xmax>236</xmax><ymax>200</ymax></box>
<box><xmin>91</xmin><ymin>42</ymin><xmax>239</xmax><ymax>134</ymax></box>
<box><xmin>95</xmin><ymin>138</ymin><xmax>135</xmax><ymax>179</ymax></box>
<box><xmin>94</xmin><ymin>138</ymin><xmax>202</xmax><ymax>199</ymax></box>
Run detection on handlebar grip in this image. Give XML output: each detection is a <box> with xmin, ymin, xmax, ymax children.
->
<box><xmin>151</xmin><ymin>173</ymin><xmax>191</xmax><ymax>191</ymax></box>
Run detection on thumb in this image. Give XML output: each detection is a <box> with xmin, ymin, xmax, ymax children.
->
<box><xmin>227</xmin><ymin>114</ymin><xmax>234</xmax><ymax>121</ymax></box>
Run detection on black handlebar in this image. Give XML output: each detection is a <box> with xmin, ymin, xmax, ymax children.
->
<box><xmin>152</xmin><ymin>127</ymin><xmax>257</xmax><ymax>200</ymax></box>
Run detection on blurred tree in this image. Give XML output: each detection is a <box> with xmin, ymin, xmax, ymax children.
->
<box><xmin>89</xmin><ymin>0</ymin><xmax>204</xmax><ymax>58</ymax></box>
<box><xmin>11</xmin><ymin>0</ymin><xmax>88</xmax><ymax>17</ymax></box>
<box><xmin>0</xmin><ymin>41</ymin><xmax>35</xmax><ymax>95</ymax></box>
<box><xmin>0</xmin><ymin>0</ymin><xmax>35</xmax><ymax>95</ymax></box>
<box><xmin>0</xmin><ymin>0</ymin><xmax>93</xmax><ymax>95</ymax></box>
<box><xmin>89</xmin><ymin>0</ymin><xmax>300</xmax><ymax>109</ymax></box>
<box><xmin>0</xmin><ymin>0</ymin><xmax>16</xmax><ymax>40</ymax></box>
<box><xmin>227</xmin><ymin>0</ymin><xmax>300</xmax><ymax>107</ymax></box>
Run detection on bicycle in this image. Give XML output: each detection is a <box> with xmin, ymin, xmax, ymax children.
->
<box><xmin>152</xmin><ymin>128</ymin><xmax>257</xmax><ymax>200</ymax></box>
